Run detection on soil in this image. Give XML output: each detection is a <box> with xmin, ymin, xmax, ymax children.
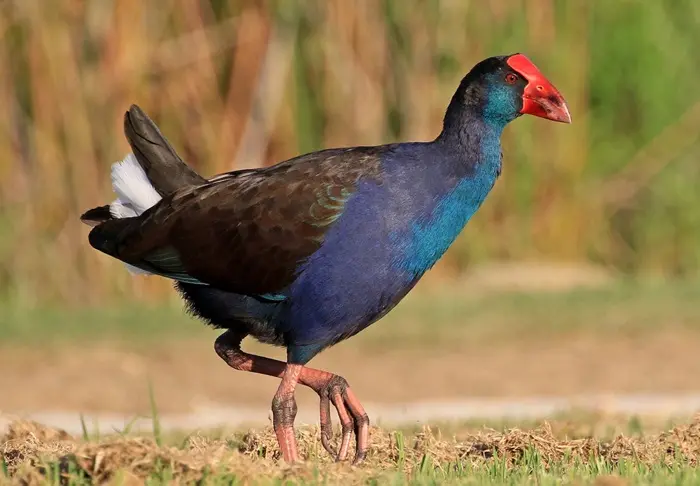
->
<box><xmin>1</xmin><ymin>331</ymin><xmax>699</xmax><ymax>415</ymax></box>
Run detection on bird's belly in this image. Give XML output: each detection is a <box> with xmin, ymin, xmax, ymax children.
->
<box><xmin>282</xmin><ymin>234</ymin><xmax>415</xmax><ymax>344</ymax></box>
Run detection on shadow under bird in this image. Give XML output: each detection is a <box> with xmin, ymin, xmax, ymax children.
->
<box><xmin>81</xmin><ymin>53</ymin><xmax>570</xmax><ymax>464</ymax></box>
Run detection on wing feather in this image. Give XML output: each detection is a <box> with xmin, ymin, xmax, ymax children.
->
<box><xmin>111</xmin><ymin>146</ymin><xmax>388</xmax><ymax>295</ymax></box>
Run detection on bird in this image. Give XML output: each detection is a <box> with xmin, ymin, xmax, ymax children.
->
<box><xmin>81</xmin><ymin>53</ymin><xmax>570</xmax><ymax>465</ymax></box>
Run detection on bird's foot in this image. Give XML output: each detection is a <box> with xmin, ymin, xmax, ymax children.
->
<box><xmin>305</xmin><ymin>373</ymin><xmax>370</xmax><ymax>464</ymax></box>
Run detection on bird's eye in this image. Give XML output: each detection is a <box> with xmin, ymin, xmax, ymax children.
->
<box><xmin>505</xmin><ymin>73</ymin><xmax>518</xmax><ymax>84</ymax></box>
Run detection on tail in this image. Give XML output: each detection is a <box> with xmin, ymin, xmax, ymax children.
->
<box><xmin>81</xmin><ymin>104</ymin><xmax>206</xmax><ymax>226</ymax></box>
<box><xmin>84</xmin><ymin>105</ymin><xmax>252</xmax><ymax>283</ymax></box>
<box><xmin>85</xmin><ymin>106</ymin><xmax>285</xmax><ymax>330</ymax></box>
<box><xmin>82</xmin><ymin>104</ymin><xmax>207</xmax><ymax>276</ymax></box>
<box><xmin>123</xmin><ymin>104</ymin><xmax>206</xmax><ymax>195</ymax></box>
<box><xmin>110</xmin><ymin>153</ymin><xmax>163</xmax><ymax>216</ymax></box>
<box><xmin>81</xmin><ymin>153</ymin><xmax>163</xmax><ymax>275</ymax></box>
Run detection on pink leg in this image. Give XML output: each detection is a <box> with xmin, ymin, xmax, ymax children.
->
<box><xmin>272</xmin><ymin>364</ymin><xmax>303</xmax><ymax>463</ymax></box>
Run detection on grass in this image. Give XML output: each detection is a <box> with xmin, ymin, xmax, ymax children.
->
<box><xmin>4</xmin><ymin>414</ymin><xmax>700</xmax><ymax>484</ymax></box>
<box><xmin>364</xmin><ymin>277</ymin><xmax>700</xmax><ymax>350</ymax></box>
<box><xmin>0</xmin><ymin>299</ymin><xmax>206</xmax><ymax>344</ymax></box>
<box><xmin>2</xmin><ymin>278</ymin><xmax>700</xmax><ymax>347</ymax></box>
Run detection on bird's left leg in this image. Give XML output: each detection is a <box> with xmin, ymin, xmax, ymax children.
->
<box><xmin>298</xmin><ymin>368</ymin><xmax>370</xmax><ymax>464</ymax></box>
<box><xmin>272</xmin><ymin>363</ymin><xmax>303</xmax><ymax>463</ymax></box>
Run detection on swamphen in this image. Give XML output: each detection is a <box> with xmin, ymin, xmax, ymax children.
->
<box><xmin>81</xmin><ymin>53</ymin><xmax>570</xmax><ymax>464</ymax></box>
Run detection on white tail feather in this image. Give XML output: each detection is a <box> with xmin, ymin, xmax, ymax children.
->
<box><xmin>109</xmin><ymin>153</ymin><xmax>162</xmax><ymax>217</ymax></box>
<box><xmin>109</xmin><ymin>153</ymin><xmax>162</xmax><ymax>276</ymax></box>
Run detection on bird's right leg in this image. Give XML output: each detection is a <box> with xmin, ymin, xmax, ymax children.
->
<box><xmin>271</xmin><ymin>363</ymin><xmax>302</xmax><ymax>462</ymax></box>
<box><xmin>213</xmin><ymin>330</ymin><xmax>287</xmax><ymax>376</ymax></box>
<box><xmin>214</xmin><ymin>330</ymin><xmax>301</xmax><ymax>461</ymax></box>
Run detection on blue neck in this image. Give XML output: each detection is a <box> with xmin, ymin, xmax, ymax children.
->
<box><xmin>397</xmin><ymin>116</ymin><xmax>503</xmax><ymax>277</ymax></box>
<box><xmin>437</xmin><ymin>78</ymin><xmax>517</xmax><ymax>153</ymax></box>
<box><xmin>437</xmin><ymin>103</ymin><xmax>508</xmax><ymax>151</ymax></box>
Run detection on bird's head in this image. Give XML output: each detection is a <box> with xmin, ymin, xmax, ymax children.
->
<box><xmin>445</xmin><ymin>53</ymin><xmax>571</xmax><ymax>130</ymax></box>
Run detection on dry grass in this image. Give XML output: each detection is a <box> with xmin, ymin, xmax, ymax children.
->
<box><xmin>3</xmin><ymin>416</ymin><xmax>700</xmax><ymax>485</ymax></box>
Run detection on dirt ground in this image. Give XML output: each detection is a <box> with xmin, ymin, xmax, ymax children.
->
<box><xmin>2</xmin><ymin>330</ymin><xmax>700</xmax><ymax>415</ymax></box>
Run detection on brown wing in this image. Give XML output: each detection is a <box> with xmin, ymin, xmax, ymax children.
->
<box><xmin>105</xmin><ymin>146</ymin><xmax>387</xmax><ymax>295</ymax></box>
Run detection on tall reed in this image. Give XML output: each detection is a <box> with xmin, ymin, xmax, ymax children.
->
<box><xmin>0</xmin><ymin>0</ymin><xmax>699</xmax><ymax>306</ymax></box>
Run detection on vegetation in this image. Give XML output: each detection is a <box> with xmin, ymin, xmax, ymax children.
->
<box><xmin>1</xmin><ymin>1</ymin><xmax>700</xmax><ymax>306</ymax></box>
<box><xmin>4</xmin><ymin>415</ymin><xmax>700</xmax><ymax>485</ymax></box>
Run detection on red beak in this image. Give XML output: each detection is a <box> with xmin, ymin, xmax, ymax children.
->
<box><xmin>506</xmin><ymin>54</ymin><xmax>571</xmax><ymax>124</ymax></box>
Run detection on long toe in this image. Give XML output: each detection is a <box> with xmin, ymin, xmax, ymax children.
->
<box><xmin>331</xmin><ymin>390</ymin><xmax>354</xmax><ymax>461</ymax></box>
<box><xmin>344</xmin><ymin>387</ymin><xmax>370</xmax><ymax>465</ymax></box>
<box><xmin>319</xmin><ymin>393</ymin><xmax>336</xmax><ymax>456</ymax></box>
<box><xmin>274</xmin><ymin>424</ymin><xmax>300</xmax><ymax>463</ymax></box>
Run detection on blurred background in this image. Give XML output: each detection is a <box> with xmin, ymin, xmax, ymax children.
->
<box><xmin>1</xmin><ymin>0</ymin><xmax>700</xmax><ymax>429</ymax></box>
